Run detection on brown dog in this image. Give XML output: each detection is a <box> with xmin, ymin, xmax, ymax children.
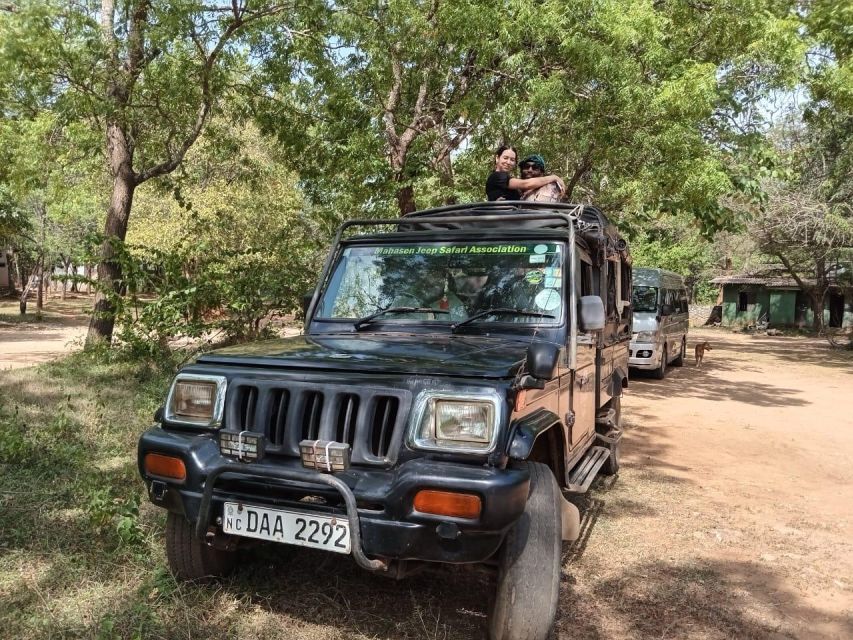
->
<box><xmin>694</xmin><ymin>341</ymin><xmax>712</xmax><ymax>367</ymax></box>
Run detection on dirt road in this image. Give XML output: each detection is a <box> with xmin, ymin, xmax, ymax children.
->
<box><xmin>556</xmin><ymin>328</ymin><xmax>853</xmax><ymax>639</ymax></box>
<box><xmin>0</xmin><ymin>297</ymin><xmax>89</xmax><ymax>369</ymax></box>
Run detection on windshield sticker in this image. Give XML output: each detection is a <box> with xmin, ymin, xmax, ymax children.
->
<box><xmin>372</xmin><ymin>244</ymin><xmax>534</xmax><ymax>256</ymax></box>
<box><xmin>533</xmin><ymin>244</ymin><xmax>549</xmax><ymax>254</ymax></box>
<box><xmin>544</xmin><ymin>276</ymin><xmax>561</xmax><ymax>288</ymax></box>
<box><xmin>544</xmin><ymin>267</ymin><xmax>562</xmax><ymax>277</ymax></box>
<box><xmin>535</xmin><ymin>289</ymin><xmax>561</xmax><ymax>311</ymax></box>
<box><xmin>529</xmin><ymin>254</ymin><xmax>546</xmax><ymax>264</ymax></box>
<box><xmin>525</xmin><ymin>270</ymin><xmax>544</xmax><ymax>285</ymax></box>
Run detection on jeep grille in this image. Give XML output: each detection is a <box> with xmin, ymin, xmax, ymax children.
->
<box><xmin>227</xmin><ymin>381</ymin><xmax>409</xmax><ymax>466</ymax></box>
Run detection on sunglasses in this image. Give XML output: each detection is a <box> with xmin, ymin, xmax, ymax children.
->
<box><xmin>520</xmin><ymin>162</ymin><xmax>540</xmax><ymax>170</ymax></box>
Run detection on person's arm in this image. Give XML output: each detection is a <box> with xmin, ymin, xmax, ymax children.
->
<box><xmin>508</xmin><ymin>174</ymin><xmax>565</xmax><ymax>192</ymax></box>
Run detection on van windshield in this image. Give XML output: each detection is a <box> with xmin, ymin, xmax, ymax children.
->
<box><xmin>316</xmin><ymin>241</ymin><xmax>565</xmax><ymax>325</ymax></box>
<box><xmin>632</xmin><ymin>286</ymin><xmax>658</xmax><ymax>313</ymax></box>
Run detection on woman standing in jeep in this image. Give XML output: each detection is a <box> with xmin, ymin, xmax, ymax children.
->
<box><xmin>485</xmin><ymin>145</ymin><xmax>565</xmax><ymax>201</ymax></box>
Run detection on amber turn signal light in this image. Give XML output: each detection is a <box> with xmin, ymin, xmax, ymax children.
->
<box><xmin>413</xmin><ymin>489</ymin><xmax>482</xmax><ymax>519</ymax></box>
<box><xmin>144</xmin><ymin>453</ymin><xmax>187</xmax><ymax>481</ymax></box>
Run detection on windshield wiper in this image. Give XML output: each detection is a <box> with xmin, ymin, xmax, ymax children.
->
<box><xmin>451</xmin><ymin>308</ymin><xmax>555</xmax><ymax>333</ymax></box>
<box><xmin>353</xmin><ymin>307</ymin><xmax>450</xmax><ymax>331</ymax></box>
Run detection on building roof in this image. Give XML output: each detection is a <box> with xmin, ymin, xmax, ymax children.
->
<box><xmin>710</xmin><ymin>275</ymin><xmax>800</xmax><ymax>288</ymax></box>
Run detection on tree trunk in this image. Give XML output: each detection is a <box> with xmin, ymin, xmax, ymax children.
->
<box><xmin>86</xmin><ymin>164</ymin><xmax>136</xmax><ymax>347</ymax></box>
<box><xmin>69</xmin><ymin>259</ymin><xmax>78</xmax><ymax>293</ymax></box>
<box><xmin>810</xmin><ymin>289</ymin><xmax>826</xmax><ymax>331</ymax></box>
<box><xmin>435</xmin><ymin>131</ymin><xmax>458</xmax><ymax>205</ymax></box>
<box><xmin>36</xmin><ymin>259</ymin><xmax>44</xmax><ymax>318</ymax></box>
<box><xmin>61</xmin><ymin>256</ymin><xmax>70</xmax><ymax>299</ymax></box>
<box><xmin>19</xmin><ymin>256</ymin><xmax>41</xmax><ymax>315</ymax></box>
<box><xmin>396</xmin><ymin>183</ymin><xmax>417</xmax><ymax>216</ymax></box>
<box><xmin>12</xmin><ymin>250</ymin><xmax>21</xmax><ymax>293</ymax></box>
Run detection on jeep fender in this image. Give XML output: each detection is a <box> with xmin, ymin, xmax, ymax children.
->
<box><xmin>610</xmin><ymin>366</ymin><xmax>628</xmax><ymax>396</ymax></box>
<box><xmin>507</xmin><ymin>409</ymin><xmax>562</xmax><ymax>460</ymax></box>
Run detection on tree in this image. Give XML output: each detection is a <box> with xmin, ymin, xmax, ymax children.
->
<box><xmin>1</xmin><ymin>0</ymin><xmax>313</xmax><ymax>345</ymax></box>
<box><xmin>0</xmin><ymin>112</ymin><xmax>104</xmax><ymax>313</ymax></box>
<box><xmin>121</xmin><ymin>123</ymin><xmax>324</xmax><ymax>348</ymax></box>
<box><xmin>749</xmin><ymin>181</ymin><xmax>852</xmax><ymax>330</ymax></box>
<box><xmin>628</xmin><ymin>212</ymin><xmax>716</xmax><ymax>302</ymax></box>
<box><xmin>270</xmin><ymin>0</ymin><xmax>804</xmax><ymax>228</ymax></box>
<box><xmin>263</xmin><ymin>0</ymin><xmax>528</xmax><ymax>218</ymax></box>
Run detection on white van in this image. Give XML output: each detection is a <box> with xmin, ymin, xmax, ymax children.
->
<box><xmin>629</xmin><ymin>268</ymin><xmax>689</xmax><ymax>379</ymax></box>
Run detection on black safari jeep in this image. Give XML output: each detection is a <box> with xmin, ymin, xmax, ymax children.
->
<box><xmin>138</xmin><ymin>201</ymin><xmax>632</xmax><ymax>640</ymax></box>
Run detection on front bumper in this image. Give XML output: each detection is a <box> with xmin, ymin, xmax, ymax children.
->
<box><xmin>628</xmin><ymin>341</ymin><xmax>660</xmax><ymax>369</ymax></box>
<box><xmin>138</xmin><ymin>426</ymin><xmax>530</xmax><ymax>567</ymax></box>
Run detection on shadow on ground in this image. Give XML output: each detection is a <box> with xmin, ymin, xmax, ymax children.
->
<box><xmin>557</xmin><ymin>557</ymin><xmax>853</xmax><ymax>639</ymax></box>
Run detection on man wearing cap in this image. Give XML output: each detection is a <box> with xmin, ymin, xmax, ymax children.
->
<box><xmin>519</xmin><ymin>154</ymin><xmax>564</xmax><ymax>203</ymax></box>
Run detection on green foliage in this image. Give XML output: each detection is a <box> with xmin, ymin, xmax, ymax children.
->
<box><xmin>85</xmin><ymin>487</ymin><xmax>144</xmax><ymax>547</ymax></box>
<box><xmin>101</xmin><ymin>126</ymin><xmax>327</xmax><ymax>349</ymax></box>
<box><xmin>628</xmin><ymin>212</ymin><xmax>718</xmax><ymax>302</ymax></box>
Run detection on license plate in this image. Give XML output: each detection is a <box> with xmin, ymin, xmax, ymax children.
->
<box><xmin>222</xmin><ymin>502</ymin><xmax>351</xmax><ymax>554</ymax></box>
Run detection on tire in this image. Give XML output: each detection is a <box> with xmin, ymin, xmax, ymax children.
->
<box><xmin>672</xmin><ymin>337</ymin><xmax>686</xmax><ymax>367</ymax></box>
<box><xmin>488</xmin><ymin>462</ymin><xmax>562</xmax><ymax>640</ymax></box>
<box><xmin>601</xmin><ymin>397</ymin><xmax>621</xmax><ymax>476</ymax></box>
<box><xmin>166</xmin><ymin>512</ymin><xmax>236</xmax><ymax>580</ymax></box>
<box><xmin>652</xmin><ymin>345</ymin><xmax>667</xmax><ymax>380</ymax></box>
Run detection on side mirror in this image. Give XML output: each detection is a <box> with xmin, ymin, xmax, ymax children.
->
<box><xmin>579</xmin><ymin>295</ymin><xmax>605</xmax><ymax>331</ymax></box>
<box><xmin>526</xmin><ymin>342</ymin><xmax>560</xmax><ymax>380</ymax></box>
<box><xmin>660</xmin><ymin>304</ymin><xmax>673</xmax><ymax>316</ymax></box>
<box><xmin>301</xmin><ymin>292</ymin><xmax>314</xmax><ymax>319</ymax></box>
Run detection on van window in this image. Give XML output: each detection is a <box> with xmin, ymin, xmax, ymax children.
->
<box><xmin>632</xmin><ymin>286</ymin><xmax>657</xmax><ymax>312</ymax></box>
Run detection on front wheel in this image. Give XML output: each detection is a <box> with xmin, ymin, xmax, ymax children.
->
<box><xmin>488</xmin><ymin>462</ymin><xmax>562</xmax><ymax>640</ymax></box>
<box><xmin>652</xmin><ymin>345</ymin><xmax>668</xmax><ymax>380</ymax></box>
<box><xmin>166</xmin><ymin>512</ymin><xmax>236</xmax><ymax>580</ymax></box>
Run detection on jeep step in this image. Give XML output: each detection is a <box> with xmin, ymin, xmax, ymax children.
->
<box><xmin>566</xmin><ymin>446</ymin><xmax>610</xmax><ymax>494</ymax></box>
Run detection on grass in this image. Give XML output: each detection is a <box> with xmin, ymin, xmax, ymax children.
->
<box><xmin>0</xmin><ymin>294</ymin><xmax>93</xmax><ymax>325</ymax></box>
<box><xmin>0</xmin><ymin>350</ymin><xmax>491</xmax><ymax>640</ymax></box>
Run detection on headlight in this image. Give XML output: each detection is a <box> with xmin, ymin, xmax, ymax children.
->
<box><xmin>164</xmin><ymin>374</ymin><xmax>227</xmax><ymax>428</ymax></box>
<box><xmin>634</xmin><ymin>331</ymin><xmax>657</xmax><ymax>343</ymax></box>
<box><xmin>410</xmin><ymin>392</ymin><xmax>501</xmax><ymax>453</ymax></box>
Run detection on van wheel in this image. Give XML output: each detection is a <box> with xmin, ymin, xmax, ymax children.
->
<box><xmin>166</xmin><ymin>512</ymin><xmax>236</xmax><ymax>580</ymax></box>
<box><xmin>601</xmin><ymin>397</ymin><xmax>621</xmax><ymax>476</ymax></box>
<box><xmin>672</xmin><ymin>337</ymin><xmax>686</xmax><ymax>367</ymax></box>
<box><xmin>653</xmin><ymin>345</ymin><xmax>667</xmax><ymax>379</ymax></box>
<box><xmin>488</xmin><ymin>462</ymin><xmax>561</xmax><ymax>640</ymax></box>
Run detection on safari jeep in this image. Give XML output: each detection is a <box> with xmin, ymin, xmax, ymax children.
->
<box><xmin>138</xmin><ymin>201</ymin><xmax>631</xmax><ymax>640</ymax></box>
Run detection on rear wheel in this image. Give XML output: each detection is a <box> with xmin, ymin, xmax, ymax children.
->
<box><xmin>601</xmin><ymin>396</ymin><xmax>622</xmax><ymax>476</ymax></box>
<box><xmin>488</xmin><ymin>462</ymin><xmax>561</xmax><ymax>640</ymax></box>
<box><xmin>652</xmin><ymin>345</ymin><xmax>668</xmax><ymax>380</ymax></box>
<box><xmin>166</xmin><ymin>512</ymin><xmax>236</xmax><ymax>580</ymax></box>
<box><xmin>672</xmin><ymin>336</ymin><xmax>686</xmax><ymax>367</ymax></box>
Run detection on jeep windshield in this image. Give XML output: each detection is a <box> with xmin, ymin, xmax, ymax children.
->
<box><xmin>315</xmin><ymin>240</ymin><xmax>565</xmax><ymax>327</ymax></box>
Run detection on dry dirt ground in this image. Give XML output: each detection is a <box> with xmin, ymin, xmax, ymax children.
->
<box><xmin>1</xmin><ymin>302</ymin><xmax>851</xmax><ymax>639</ymax></box>
<box><xmin>557</xmin><ymin>327</ymin><xmax>853</xmax><ymax>640</ymax></box>
<box><xmin>0</xmin><ymin>295</ymin><xmax>90</xmax><ymax>369</ymax></box>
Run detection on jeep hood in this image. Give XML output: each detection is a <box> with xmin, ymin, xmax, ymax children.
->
<box><xmin>197</xmin><ymin>334</ymin><xmax>530</xmax><ymax>378</ymax></box>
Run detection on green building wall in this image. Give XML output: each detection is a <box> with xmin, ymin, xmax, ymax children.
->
<box><xmin>721</xmin><ymin>285</ymin><xmax>850</xmax><ymax>327</ymax></box>
<box><xmin>722</xmin><ymin>285</ymin><xmax>764</xmax><ymax>326</ymax></box>
<box><xmin>769</xmin><ymin>290</ymin><xmax>797</xmax><ymax>325</ymax></box>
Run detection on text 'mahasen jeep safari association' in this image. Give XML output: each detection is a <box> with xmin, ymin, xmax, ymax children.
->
<box><xmin>138</xmin><ymin>200</ymin><xmax>633</xmax><ymax>640</ymax></box>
